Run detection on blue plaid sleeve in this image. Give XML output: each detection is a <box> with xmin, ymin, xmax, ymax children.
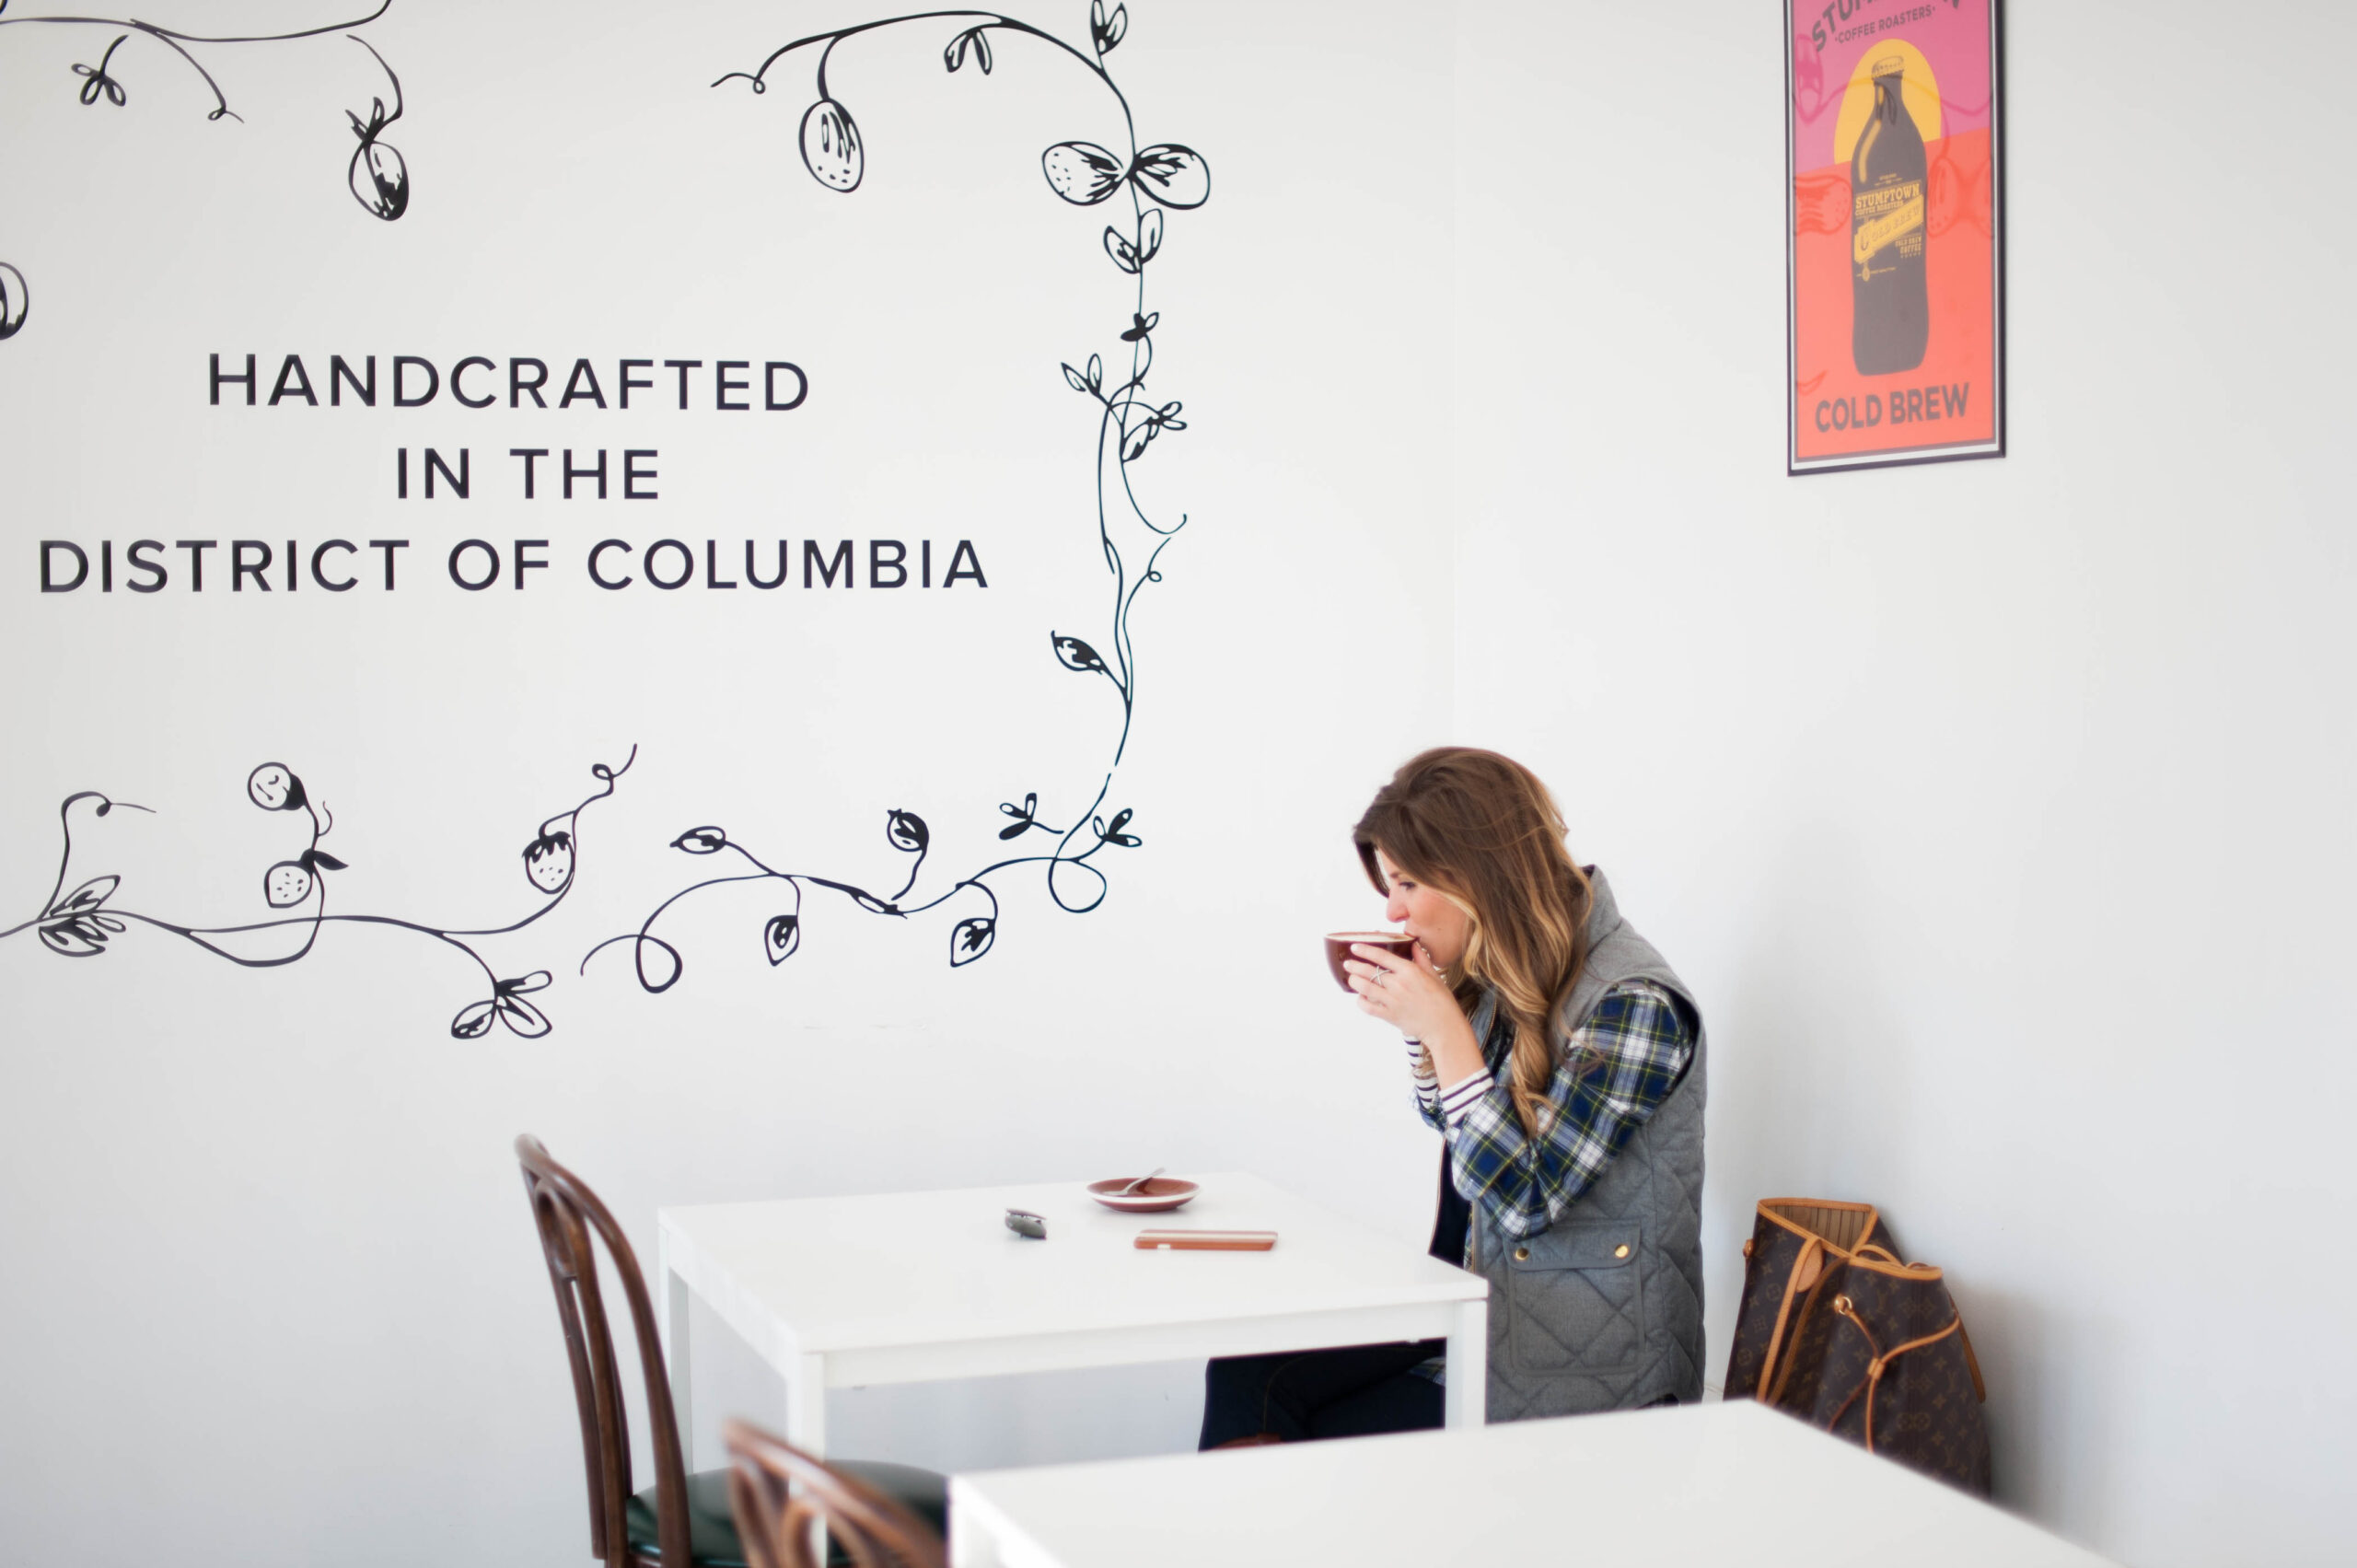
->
<box><xmin>1437</xmin><ymin>981</ymin><xmax>1692</xmax><ymax>1240</ymax></box>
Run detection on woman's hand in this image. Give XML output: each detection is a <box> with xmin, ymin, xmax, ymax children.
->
<box><xmin>1345</xmin><ymin>942</ymin><xmax>1483</xmax><ymax>1084</ymax></box>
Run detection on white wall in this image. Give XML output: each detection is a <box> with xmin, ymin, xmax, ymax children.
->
<box><xmin>1451</xmin><ymin>3</ymin><xmax>2357</xmax><ymax>1564</ymax></box>
<box><xmin>4</xmin><ymin>2</ymin><xmax>2349</xmax><ymax>1566</ymax></box>
<box><xmin>0</xmin><ymin>3</ymin><xmax>1452</xmax><ymax>1563</ymax></box>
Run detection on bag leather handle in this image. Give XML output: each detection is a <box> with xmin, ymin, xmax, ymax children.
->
<box><xmin>1755</xmin><ymin>1236</ymin><xmax>1823</xmax><ymax>1401</ymax></box>
<box><xmin>1828</xmin><ymin>1295</ymin><xmax>1967</xmax><ymax>1454</ymax></box>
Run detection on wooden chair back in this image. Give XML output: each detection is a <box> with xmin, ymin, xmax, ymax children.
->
<box><xmin>724</xmin><ymin>1419</ymin><xmax>947</xmax><ymax>1568</ymax></box>
<box><xmin>517</xmin><ymin>1133</ymin><xmax>691</xmax><ymax>1568</ymax></box>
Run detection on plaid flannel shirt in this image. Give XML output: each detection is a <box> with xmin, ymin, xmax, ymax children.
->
<box><xmin>1406</xmin><ymin>980</ymin><xmax>1693</xmax><ymax>1246</ymax></box>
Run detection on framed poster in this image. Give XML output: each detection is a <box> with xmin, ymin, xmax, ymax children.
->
<box><xmin>1786</xmin><ymin>0</ymin><xmax>2003</xmax><ymax>473</ymax></box>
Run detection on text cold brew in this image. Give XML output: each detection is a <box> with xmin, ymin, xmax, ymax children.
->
<box><xmin>1850</xmin><ymin>57</ymin><xmax>1928</xmax><ymax>376</ymax></box>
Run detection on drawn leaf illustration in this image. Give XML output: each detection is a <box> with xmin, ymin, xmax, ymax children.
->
<box><xmin>950</xmin><ymin>916</ymin><xmax>997</xmax><ymax>967</ymax></box>
<box><xmin>1090</xmin><ymin>0</ymin><xmax>1128</xmax><ymax>53</ymax></box>
<box><xmin>49</xmin><ymin>875</ymin><xmax>119</xmax><ymax>918</ymax></box>
<box><xmin>943</xmin><ymin>27</ymin><xmax>993</xmax><ymax>74</ymax></box>
<box><xmin>1041</xmin><ymin>141</ymin><xmax>1124</xmax><ymax>205</ymax></box>
<box><xmin>74</xmin><ymin>37</ymin><xmax>129</xmax><ymax>108</ymax></box>
<box><xmin>998</xmin><ymin>792</ymin><xmax>1039</xmax><ymax>840</ymax></box>
<box><xmin>38</xmin><ymin>917</ymin><xmax>112</xmax><ymax>958</ymax></box>
<box><xmin>1086</xmin><ymin>354</ymin><xmax>1104</xmax><ymax>391</ymax></box>
<box><xmin>800</xmin><ymin>99</ymin><xmax>864</xmax><ymax>192</ymax></box>
<box><xmin>1120</xmin><ymin>311</ymin><xmax>1159</xmax><ymax>343</ymax></box>
<box><xmin>1051</xmin><ymin>633</ymin><xmax>1109</xmax><ymax>674</ymax></box>
<box><xmin>494</xmin><ymin>993</ymin><xmax>554</xmax><ymax>1039</ymax></box>
<box><xmin>305</xmin><ymin>849</ymin><xmax>349</xmax><ymax>873</ymax></box>
<box><xmin>1100</xmin><ymin>807</ymin><xmax>1143</xmax><ymax>848</ymax></box>
<box><xmin>886</xmin><ymin>809</ymin><xmax>931</xmax><ymax>853</ymax></box>
<box><xmin>493</xmin><ymin>972</ymin><xmax>555</xmax><ymax>1033</ymax></box>
<box><xmin>450</xmin><ymin>998</ymin><xmax>498</xmax><ymax>1040</ymax></box>
<box><xmin>1062</xmin><ymin>362</ymin><xmax>1094</xmax><ymax>393</ymax></box>
<box><xmin>763</xmin><ymin>913</ymin><xmax>802</xmax><ymax>965</ymax></box>
<box><xmin>1103</xmin><ymin>226</ymin><xmax>1140</xmax><ymax>273</ymax></box>
<box><xmin>849</xmin><ymin>889</ymin><xmax>900</xmax><ymax>916</ymax></box>
<box><xmin>671</xmin><ymin>826</ymin><xmax>729</xmax><ymax>855</ymax></box>
<box><xmin>1135</xmin><ymin>208</ymin><xmax>1165</xmax><ymax>264</ymax></box>
<box><xmin>1129</xmin><ymin>144</ymin><xmax>1210</xmax><ymax>209</ymax></box>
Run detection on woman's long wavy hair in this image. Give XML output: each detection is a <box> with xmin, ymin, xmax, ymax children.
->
<box><xmin>1353</xmin><ymin>748</ymin><xmax>1594</xmax><ymax>1139</ymax></box>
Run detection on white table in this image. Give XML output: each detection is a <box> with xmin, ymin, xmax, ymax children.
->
<box><xmin>657</xmin><ymin>1171</ymin><xmax>1489</xmax><ymax>1462</ymax></box>
<box><xmin>950</xmin><ymin>1400</ymin><xmax>2122</xmax><ymax>1568</ymax></box>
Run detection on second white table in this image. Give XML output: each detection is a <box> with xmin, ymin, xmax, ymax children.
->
<box><xmin>657</xmin><ymin>1170</ymin><xmax>1490</xmax><ymax>1462</ymax></box>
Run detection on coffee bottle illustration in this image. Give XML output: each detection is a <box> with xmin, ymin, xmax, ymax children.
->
<box><xmin>1851</xmin><ymin>55</ymin><xmax>1928</xmax><ymax>374</ymax></box>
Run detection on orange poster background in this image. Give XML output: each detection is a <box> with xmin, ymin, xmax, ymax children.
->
<box><xmin>1792</xmin><ymin>127</ymin><xmax>1996</xmax><ymax>463</ymax></box>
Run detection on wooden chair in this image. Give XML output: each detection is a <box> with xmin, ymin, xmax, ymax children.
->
<box><xmin>725</xmin><ymin>1418</ymin><xmax>948</xmax><ymax>1568</ymax></box>
<box><xmin>517</xmin><ymin>1135</ymin><xmax>947</xmax><ymax>1567</ymax></box>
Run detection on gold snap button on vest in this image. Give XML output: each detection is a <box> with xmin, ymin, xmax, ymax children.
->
<box><xmin>1614</xmin><ymin>1244</ymin><xmax>1631</xmax><ymax>1259</ymax></box>
<box><xmin>1514</xmin><ymin>1246</ymin><xmax>1530</xmax><ymax>1262</ymax></box>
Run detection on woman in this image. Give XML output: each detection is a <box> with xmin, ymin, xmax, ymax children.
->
<box><xmin>1199</xmin><ymin>747</ymin><xmax>1706</xmax><ymax>1446</ymax></box>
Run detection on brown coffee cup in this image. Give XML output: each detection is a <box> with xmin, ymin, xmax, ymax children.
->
<box><xmin>1325</xmin><ymin>931</ymin><xmax>1417</xmax><ymax>993</ymax></box>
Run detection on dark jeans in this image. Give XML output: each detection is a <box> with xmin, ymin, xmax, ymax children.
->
<box><xmin>1198</xmin><ymin>1340</ymin><xmax>1447</xmax><ymax>1447</ymax></box>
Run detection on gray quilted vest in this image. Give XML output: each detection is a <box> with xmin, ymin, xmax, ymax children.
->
<box><xmin>1466</xmin><ymin>867</ymin><xmax>1707</xmax><ymax>1422</ymax></box>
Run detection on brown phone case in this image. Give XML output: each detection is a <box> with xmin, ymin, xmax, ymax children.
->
<box><xmin>1133</xmin><ymin>1229</ymin><xmax>1277</xmax><ymax>1251</ymax></box>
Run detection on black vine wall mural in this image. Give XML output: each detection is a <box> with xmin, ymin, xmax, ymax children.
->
<box><xmin>7</xmin><ymin>2</ymin><xmax>1203</xmax><ymax>1039</ymax></box>
<box><xmin>0</xmin><ymin>0</ymin><xmax>412</xmax><ymax>342</ymax></box>
<box><xmin>3</xmin><ymin>753</ymin><xmax>633</xmax><ymax>1039</ymax></box>
<box><xmin>586</xmin><ymin>0</ymin><xmax>1206</xmax><ymax>994</ymax></box>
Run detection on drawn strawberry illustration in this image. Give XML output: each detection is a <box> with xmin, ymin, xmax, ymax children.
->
<box><xmin>247</xmin><ymin>762</ymin><xmax>308</xmax><ymax>813</ymax></box>
<box><xmin>799</xmin><ymin>99</ymin><xmax>863</xmax><ymax>192</ymax></box>
<box><xmin>262</xmin><ymin>847</ymin><xmax>346</xmax><ymax>908</ymax></box>
<box><xmin>0</xmin><ymin>262</ymin><xmax>28</xmax><ymax>342</ymax></box>
<box><xmin>522</xmin><ymin>830</ymin><xmax>575</xmax><ymax>894</ymax></box>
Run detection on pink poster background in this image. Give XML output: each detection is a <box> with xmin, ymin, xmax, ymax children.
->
<box><xmin>1791</xmin><ymin>0</ymin><xmax>1991</xmax><ymax>170</ymax></box>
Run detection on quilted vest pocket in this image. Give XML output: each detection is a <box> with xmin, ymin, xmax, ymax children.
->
<box><xmin>1504</xmin><ymin>1220</ymin><xmax>1645</xmax><ymax>1376</ymax></box>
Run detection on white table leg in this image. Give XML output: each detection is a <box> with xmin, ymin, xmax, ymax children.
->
<box><xmin>660</xmin><ymin>1232</ymin><xmax>695</xmax><ymax>1470</ymax></box>
<box><xmin>784</xmin><ymin>1353</ymin><xmax>830</xmax><ymax>1567</ymax></box>
<box><xmin>1444</xmin><ymin>1297</ymin><xmax>1487</xmax><ymax>1429</ymax></box>
<box><xmin>948</xmin><ymin>1488</ymin><xmax>1004</xmax><ymax>1568</ymax></box>
<box><xmin>784</xmin><ymin>1351</ymin><xmax>828</xmax><ymax>1458</ymax></box>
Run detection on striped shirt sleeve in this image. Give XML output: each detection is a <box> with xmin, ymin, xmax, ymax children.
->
<box><xmin>1440</xmin><ymin>981</ymin><xmax>1693</xmax><ymax>1240</ymax></box>
<box><xmin>1406</xmin><ymin>1039</ymin><xmax>1445</xmax><ymax>1132</ymax></box>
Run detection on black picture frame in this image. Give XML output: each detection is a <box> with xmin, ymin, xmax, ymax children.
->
<box><xmin>1785</xmin><ymin>0</ymin><xmax>2005</xmax><ymax>475</ymax></box>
